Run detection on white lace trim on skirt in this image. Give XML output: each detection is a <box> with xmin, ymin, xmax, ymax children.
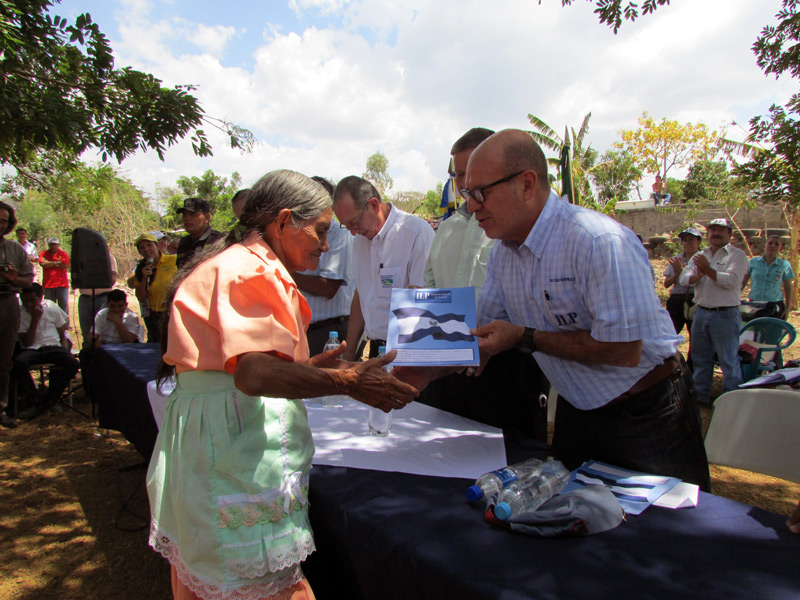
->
<box><xmin>149</xmin><ymin>525</ymin><xmax>315</xmax><ymax>600</ymax></box>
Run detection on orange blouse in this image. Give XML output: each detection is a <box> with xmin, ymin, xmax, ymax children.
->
<box><xmin>163</xmin><ymin>234</ymin><xmax>311</xmax><ymax>374</ymax></box>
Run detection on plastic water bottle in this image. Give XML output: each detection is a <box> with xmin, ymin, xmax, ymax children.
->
<box><xmin>368</xmin><ymin>346</ymin><xmax>393</xmax><ymax>436</ymax></box>
<box><xmin>318</xmin><ymin>332</ymin><xmax>345</xmax><ymax>408</ymax></box>
<box><xmin>465</xmin><ymin>457</ymin><xmax>544</xmax><ymax>504</ymax></box>
<box><xmin>493</xmin><ymin>460</ymin><xmax>570</xmax><ymax>520</ymax></box>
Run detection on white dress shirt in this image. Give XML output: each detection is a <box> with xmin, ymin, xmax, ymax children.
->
<box><xmin>19</xmin><ymin>299</ymin><xmax>67</xmax><ymax>348</ymax></box>
<box><xmin>93</xmin><ymin>307</ymin><xmax>145</xmax><ymax>344</ymax></box>
<box><xmin>352</xmin><ymin>204</ymin><xmax>435</xmax><ymax>340</ymax></box>
<box><xmin>679</xmin><ymin>244</ymin><xmax>748</xmax><ymax>308</ymax></box>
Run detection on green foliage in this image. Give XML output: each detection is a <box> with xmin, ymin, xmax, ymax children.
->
<box><xmin>526</xmin><ymin>112</ymin><xmax>597</xmax><ymax>205</ymax></box>
<box><xmin>591</xmin><ymin>149</ymin><xmax>642</xmax><ymax>204</ymax></box>
<box><xmin>0</xmin><ymin>0</ymin><xmax>253</xmax><ymax>168</ymax></box>
<box><xmin>363</xmin><ymin>152</ymin><xmax>393</xmax><ymax>195</ymax></box>
<box><xmin>615</xmin><ymin>112</ymin><xmax>718</xmax><ymax>183</ymax></box>
<box><xmin>8</xmin><ymin>159</ymin><xmax>162</xmax><ymax>275</ymax></box>
<box><xmin>683</xmin><ymin>160</ymin><xmax>732</xmax><ymax>202</ymax></box>
<box><xmin>557</xmin><ymin>0</ymin><xmax>671</xmax><ymax>34</ymax></box>
<box><xmin>163</xmin><ymin>169</ymin><xmax>243</xmax><ymax>231</ymax></box>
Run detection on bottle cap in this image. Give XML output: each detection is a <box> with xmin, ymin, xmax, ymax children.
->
<box><xmin>465</xmin><ymin>485</ymin><xmax>484</xmax><ymax>502</ymax></box>
<box><xmin>494</xmin><ymin>502</ymin><xmax>513</xmax><ymax>521</ymax></box>
<box><xmin>378</xmin><ymin>345</ymin><xmax>386</xmax><ymax>355</ymax></box>
<box><xmin>329</xmin><ymin>331</ymin><xmax>338</xmax><ymax>338</ymax></box>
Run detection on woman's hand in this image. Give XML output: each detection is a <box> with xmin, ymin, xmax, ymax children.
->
<box><xmin>328</xmin><ymin>350</ymin><xmax>419</xmax><ymax>412</ymax></box>
<box><xmin>308</xmin><ymin>341</ymin><xmax>351</xmax><ymax>369</ymax></box>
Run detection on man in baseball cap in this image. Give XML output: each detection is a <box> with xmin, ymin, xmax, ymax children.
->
<box><xmin>678</xmin><ymin>217</ymin><xmax>748</xmax><ymax>404</ymax></box>
<box><xmin>175</xmin><ymin>198</ymin><xmax>225</xmax><ymax>268</ymax></box>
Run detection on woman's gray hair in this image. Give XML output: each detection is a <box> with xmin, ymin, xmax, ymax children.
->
<box><xmin>242</xmin><ymin>169</ymin><xmax>332</xmax><ymax>230</ymax></box>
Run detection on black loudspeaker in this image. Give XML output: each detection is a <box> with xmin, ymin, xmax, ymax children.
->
<box><xmin>71</xmin><ymin>228</ymin><xmax>114</xmax><ymax>289</ymax></box>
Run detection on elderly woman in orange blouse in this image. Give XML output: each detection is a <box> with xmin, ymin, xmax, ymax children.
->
<box><xmin>147</xmin><ymin>170</ymin><xmax>418</xmax><ymax>600</ymax></box>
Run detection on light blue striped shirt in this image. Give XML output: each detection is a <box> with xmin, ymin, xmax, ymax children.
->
<box><xmin>478</xmin><ymin>192</ymin><xmax>682</xmax><ymax>409</ymax></box>
<box><xmin>300</xmin><ymin>219</ymin><xmax>354</xmax><ymax>323</ymax></box>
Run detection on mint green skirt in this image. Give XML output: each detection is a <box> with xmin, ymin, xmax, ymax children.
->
<box><xmin>146</xmin><ymin>371</ymin><xmax>315</xmax><ymax>600</ymax></box>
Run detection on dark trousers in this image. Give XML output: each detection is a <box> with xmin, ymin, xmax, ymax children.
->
<box><xmin>666</xmin><ymin>293</ymin><xmax>693</xmax><ymax>370</ymax></box>
<box><xmin>307</xmin><ymin>317</ymin><xmax>350</xmax><ymax>356</ymax></box>
<box><xmin>552</xmin><ymin>356</ymin><xmax>711</xmax><ymax>492</ymax></box>
<box><xmin>13</xmin><ymin>346</ymin><xmax>80</xmax><ymax>404</ymax></box>
<box><xmin>78</xmin><ymin>292</ymin><xmax>110</xmax><ymax>347</ymax></box>
<box><xmin>144</xmin><ymin>311</ymin><xmax>163</xmax><ymax>343</ymax></box>
<box><xmin>416</xmin><ymin>349</ymin><xmax>549</xmax><ymax>442</ymax></box>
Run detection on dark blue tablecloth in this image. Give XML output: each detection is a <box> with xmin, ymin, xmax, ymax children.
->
<box><xmin>88</xmin><ymin>343</ymin><xmax>161</xmax><ymax>459</ymax></box>
<box><xmin>89</xmin><ymin>343</ymin><xmax>800</xmax><ymax>599</ymax></box>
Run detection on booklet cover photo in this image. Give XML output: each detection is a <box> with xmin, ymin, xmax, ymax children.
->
<box><xmin>387</xmin><ymin>287</ymin><xmax>480</xmax><ymax>367</ymax></box>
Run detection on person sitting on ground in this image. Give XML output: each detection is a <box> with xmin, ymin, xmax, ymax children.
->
<box><xmin>741</xmin><ymin>235</ymin><xmax>795</xmax><ymax>320</ymax></box>
<box><xmin>91</xmin><ymin>289</ymin><xmax>144</xmax><ymax>347</ymax></box>
<box><xmin>15</xmin><ymin>283</ymin><xmax>80</xmax><ymax>416</ymax></box>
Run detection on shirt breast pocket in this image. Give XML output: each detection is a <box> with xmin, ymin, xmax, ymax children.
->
<box><xmin>542</xmin><ymin>289</ymin><xmax>588</xmax><ymax>330</ymax></box>
<box><xmin>378</xmin><ymin>265</ymin><xmax>401</xmax><ymax>299</ymax></box>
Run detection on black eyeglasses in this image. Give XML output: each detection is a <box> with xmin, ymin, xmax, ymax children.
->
<box><xmin>460</xmin><ymin>171</ymin><xmax>524</xmax><ymax>204</ymax></box>
<box><xmin>339</xmin><ymin>205</ymin><xmax>368</xmax><ymax>231</ymax></box>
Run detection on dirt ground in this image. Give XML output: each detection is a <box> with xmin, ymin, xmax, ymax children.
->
<box><xmin>1</xmin><ymin>260</ymin><xmax>799</xmax><ymax>600</ymax></box>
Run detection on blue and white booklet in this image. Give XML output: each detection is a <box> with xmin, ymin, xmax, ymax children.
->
<box><xmin>386</xmin><ymin>287</ymin><xmax>480</xmax><ymax>367</ymax></box>
<box><xmin>564</xmin><ymin>460</ymin><xmax>682</xmax><ymax>515</ymax></box>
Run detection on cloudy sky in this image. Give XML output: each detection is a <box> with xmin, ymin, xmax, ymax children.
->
<box><xmin>56</xmin><ymin>0</ymin><xmax>793</xmax><ymax>200</ymax></box>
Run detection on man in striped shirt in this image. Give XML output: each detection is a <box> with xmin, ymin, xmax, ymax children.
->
<box><xmin>465</xmin><ymin>129</ymin><xmax>710</xmax><ymax>490</ymax></box>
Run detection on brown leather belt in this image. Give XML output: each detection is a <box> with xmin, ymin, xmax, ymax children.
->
<box><xmin>611</xmin><ymin>354</ymin><xmax>681</xmax><ymax>404</ymax></box>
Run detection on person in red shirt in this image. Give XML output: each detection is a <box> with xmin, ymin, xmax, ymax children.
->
<box><xmin>39</xmin><ymin>237</ymin><xmax>70</xmax><ymax>318</ymax></box>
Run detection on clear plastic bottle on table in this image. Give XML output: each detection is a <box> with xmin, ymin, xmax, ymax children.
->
<box><xmin>317</xmin><ymin>332</ymin><xmax>345</xmax><ymax>408</ymax></box>
<box><xmin>368</xmin><ymin>345</ymin><xmax>393</xmax><ymax>436</ymax></box>
<box><xmin>492</xmin><ymin>460</ymin><xmax>570</xmax><ymax>520</ymax></box>
<box><xmin>465</xmin><ymin>457</ymin><xmax>544</xmax><ymax>504</ymax></box>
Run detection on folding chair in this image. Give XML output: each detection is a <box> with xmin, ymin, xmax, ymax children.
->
<box><xmin>738</xmin><ymin>317</ymin><xmax>796</xmax><ymax>383</ymax></box>
<box><xmin>704</xmin><ymin>389</ymin><xmax>800</xmax><ymax>483</ymax></box>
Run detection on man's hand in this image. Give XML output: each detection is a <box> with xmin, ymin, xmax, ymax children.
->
<box><xmin>692</xmin><ymin>254</ymin><xmax>712</xmax><ymax>276</ymax></box>
<box><xmin>106</xmin><ymin>311</ymin><xmax>123</xmax><ymax>325</ymax></box>
<box><xmin>471</xmin><ymin>320</ymin><xmax>525</xmax><ymax>357</ymax></box>
<box><xmin>141</xmin><ymin>263</ymin><xmax>156</xmax><ymax>279</ymax></box>
<box><xmin>392</xmin><ymin>365</ymin><xmax>436</xmax><ymax>393</ymax></box>
<box><xmin>0</xmin><ymin>264</ymin><xmax>18</xmax><ymax>283</ymax></box>
<box><xmin>26</xmin><ymin>302</ymin><xmax>44</xmax><ymax>320</ymax></box>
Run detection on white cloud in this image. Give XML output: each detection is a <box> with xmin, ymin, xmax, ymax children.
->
<box><xmin>184</xmin><ymin>23</ymin><xmax>238</xmax><ymax>57</ymax></box>
<box><xmin>81</xmin><ymin>0</ymin><xmax>792</xmax><ymax>201</ymax></box>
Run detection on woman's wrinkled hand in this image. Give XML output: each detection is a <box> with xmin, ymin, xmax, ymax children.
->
<box><xmin>329</xmin><ymin>350</ymin><xmax>418</xmax><ymax>412</ymax></box>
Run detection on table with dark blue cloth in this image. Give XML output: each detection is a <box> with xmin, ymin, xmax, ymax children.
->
<box><xmin>87</xmin><ymin>343</ymin><xmax>162</xmax><ymax>460</ymax></box>
<box><xmin>88</xmin><ymin>343</ymin><xmax>800</xmax><ymax>599</ymax></box>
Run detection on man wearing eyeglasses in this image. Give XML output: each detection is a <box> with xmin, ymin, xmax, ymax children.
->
<box><xmin>462</xmin><ymin>129</ymin><xmax>709</xmax><ymax>490</ymax></box>
<box><xmin>417</xmin><ymin>127</ymin><xmax>549</xmax><ymax>441</ymax></box>
<box><xmin>333</xmin><ymin>175</ymin><xmax>434</xmax><ymax>361</ymax></box>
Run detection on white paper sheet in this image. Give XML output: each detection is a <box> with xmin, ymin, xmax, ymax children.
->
<box><xmin>147</xmin><ymin>381</ymin><xmax>508</xmax><ymax>480</ymax></box>
<box><xmin>306</xmin><ymin>399</ymin><xmax>507</xmax><ymax>479</ymax></box>
<box><xmin>652</xmin><ymin>482</ymin><xmax>699</xmax><ymax>509</ymax></box>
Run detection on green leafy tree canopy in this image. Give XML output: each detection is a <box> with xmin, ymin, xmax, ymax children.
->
<box><xmin>0</xmin><ymin>0</ymin><xmax>254</xmax><ymax>169</ymax></box>
<box><xmin>363</xmin><ymin>152</ymin><xmax>394</xmax><ymax>196</ymax></box>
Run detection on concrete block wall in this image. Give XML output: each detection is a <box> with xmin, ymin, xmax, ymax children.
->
<box><xmin>612</xmin><ymin>204</ymin><xmax>787</xmax><ymax>240</ymax></box>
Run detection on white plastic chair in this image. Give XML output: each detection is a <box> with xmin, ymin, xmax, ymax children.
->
<box><xmin>704</xmin><ymin>389</ymin><xmax>800</xmax><ymax>483</ymax></box>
